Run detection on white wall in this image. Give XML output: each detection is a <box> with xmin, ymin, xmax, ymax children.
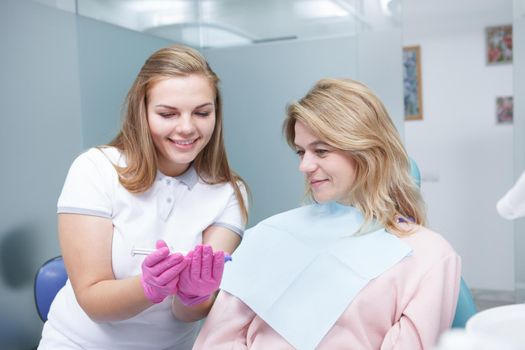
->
<box><xmin>404</xmin><ymin>14</ymin><xmax>515</xmax><ymax>290</ymax></box>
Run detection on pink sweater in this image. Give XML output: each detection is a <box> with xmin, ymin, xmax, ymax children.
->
<box><xmin>194</xmin><ymin>227</ymin><xmax>461</xmax><ymax>350</ymax></box>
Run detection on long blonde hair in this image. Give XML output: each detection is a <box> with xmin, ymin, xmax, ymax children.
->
<box><xmin>284</xmin><ymin>78</ymin><xmax>425</xmax><ymax>234</ymax></box>
<box><xmin>108</xmin><ymin>44</ymin><xmax>248</xmax><ymax>222</ymax></box>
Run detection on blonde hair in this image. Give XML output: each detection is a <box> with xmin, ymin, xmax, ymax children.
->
<box><xmin>107</xmin><ymin>44</ymin><xmax>248</xmax><ymax>223</ymax></box>
<box><xmin>283</xmin><ymin>78</ymin><xmax>425</xmax><ymax>235</ymax></box>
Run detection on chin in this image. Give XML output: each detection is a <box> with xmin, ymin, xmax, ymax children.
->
<box><xmin>312</xmin><ymin>195</ymin><xmax>331</xmax><ymax>204</ymax></box>
<box><xmin>169</xmin><ymin>153</ymin><xmax>199</xmax><ymax>164</ymax></box>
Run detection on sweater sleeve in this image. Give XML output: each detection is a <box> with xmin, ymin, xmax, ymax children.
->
<box><xmin>497</xmin><ymin>170</ymin><xmax>525</xmax><ymax>220</ymax></box>
<box><xmin>380</xmin><ymin>253</ymin><xmax>461</xmax><ymax>350</ymax></box>
<box><xmin>193</xmin><ymin>291</ymin><xmax>256</xmax><ymax>350</ymax></box>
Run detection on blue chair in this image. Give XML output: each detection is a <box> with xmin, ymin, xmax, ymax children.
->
<box><xmin>409</xmin><ymin>158</ymin><xmax>477</xmax><ymax>327</ymax></box>
<box><xmin>34</xmin><ymin>256</ymin><xmax>68</xmax><ymax>322</ymax></box>
<box><xmin>409</xmin><ymin>157</ymin><xmax>421</xmax><ymax>188</ymax></box>
<box><xmin>451</xmin><ymin>277</ymin><xmax>477</xmax><ymax>328</ymax></box>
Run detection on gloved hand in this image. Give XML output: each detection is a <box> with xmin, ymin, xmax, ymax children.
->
<box><xmin>140</xmin><ymin>240</ymin><xmax>187</xmax><ymax>304</ymax></box>
<box><xmin>176</xmin><ymin>245</ymin><xmax>225</xmax><ymax>306</ymax></box>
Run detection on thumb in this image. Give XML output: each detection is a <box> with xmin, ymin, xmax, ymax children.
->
<box><xmin>156</xmin><ymin>240</ymin><xmax>169</xmax><ymax>250</ymax></box>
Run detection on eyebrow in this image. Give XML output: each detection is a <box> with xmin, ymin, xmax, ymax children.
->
<box><xmin>155</xmin><ymin>102</ymin><xmax>214</xmax><ymax>109</ymax></box>
<box><xmin>294</xmin><ymin>140</ymin><xmax>331</xmax><ymax>149</ymax></box>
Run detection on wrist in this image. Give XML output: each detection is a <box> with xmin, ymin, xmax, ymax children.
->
<box><xmin>177</xmin><ymin>291</ymin><xmax>211</xmax><ymax>306</ymax></box>
<box><xmin>140</xmin><ymin>276</ymin><xmax>166</xmax><ymax>304</ymax></box>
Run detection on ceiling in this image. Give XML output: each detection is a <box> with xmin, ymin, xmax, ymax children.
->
<box><xmin>35</xmin><ymin>0</ymin><xmax>515</xmax><ymax>48</ymax></box>
<box><xmin>44</xmin><ymin>0</ymin><xmax>401</xmax><ymax>47</ymax></box>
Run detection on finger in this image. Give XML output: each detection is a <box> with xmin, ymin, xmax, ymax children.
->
<box><xmin>149</xmin><ymin>253</ymin><xmax>183</xmax><ymax>277</ymax></box>
<box><xmin>156</xmin><ymin>256</ymin><xmax>187</xmax><ymax>286</ymax></box>
<box><xmin>212</xmin><ymin>251</ymin><xmax>225</xmax><ymax>282</ymax></box>
<box><xmin>184</xmin><ymin>250</ymin><xmax>194</xmax><ymax>262</ymax></box>
<box><xmin>190</xmin><ymin>245</ymin><xmax>203</xmax><ymax>281</ymax></box>
<box><xmin>144</xmin><ymin>246</ymin><xmax>170</xmax><ymax>268</ymax></box>
<box><xmin>156</xmin><ymin>240</ymin><xmax>169</xmax><ymax>250</ymax></box>
<box><xmin>171</xmin><ymin>252</ymin><xmax>185</xmax><ymax>260</ymax></box>
<box><xmin>201</xmin><ymin>245</ymin><xmax>213</xmax><ymax>281</ymax></box>
<box><xmin>181</xmin><ymin>251</ymin><xmax>193</xmax><ymax>274</ymax></box>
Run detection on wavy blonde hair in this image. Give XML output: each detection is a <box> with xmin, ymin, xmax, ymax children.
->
<box><xmin>284</xmin><ymin>78</ymin><xmax>425</xmax><ymax>235</ymax></box>
<box><xmin>107</xmin><ymin>44</ymin><xmax>248</xmax><ymax>223</ymax></box>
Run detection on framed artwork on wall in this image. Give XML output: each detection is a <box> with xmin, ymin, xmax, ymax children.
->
<box><xmin>486</xmin><ymin>25</ymin><xmax>513</xmax><ymax>65</ymax></box>
<box><xmin>496</xmin><ymin>96</ymin><xmax>513</xmax><ymax>124</ymax></box>
<box><xmin>403</xmin><ymin>45</ymin><xmax>423</xmax><ymax>121</ymax></box>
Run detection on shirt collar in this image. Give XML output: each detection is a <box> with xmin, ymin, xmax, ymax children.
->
<box><xmin>157</xmin><ymin>165</ymin><xmax>199</xmax><ymax>190</ymax></box>
<box><xmin>176</xmin><ymin>165</ymin><xmax>199</xmax><ymax>189</ymax></box>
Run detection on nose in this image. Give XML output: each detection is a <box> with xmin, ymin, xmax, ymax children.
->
<box><xmin>176</xmin><ymin>114</ymin><xmax>196</xmax><ymax>135</ymax></box>
<box><xmin>299</xmin><ymin>152</ymin><xmax>317</xmax><ymax>174</ymax></box>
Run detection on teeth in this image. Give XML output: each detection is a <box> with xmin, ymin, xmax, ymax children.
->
<box><xmin>174</xmin><ymin>139</ymin><xmax>195</xmax><ymax>145</ymax></box>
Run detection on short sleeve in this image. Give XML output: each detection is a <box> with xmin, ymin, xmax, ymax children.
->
<box><xmin>57</xmin><ymin>149</ymin><xmax>115</xmax><ymax>218</ymax></box>
<box><xmin>213</xmin><ymin>182</ymin><xmax>248</xmax><ymax>237</ymax></box>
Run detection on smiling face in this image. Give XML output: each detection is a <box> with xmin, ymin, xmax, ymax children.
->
<box><xmin>147</xmin><ymin>74</ymin><xmax>216</xmax><ymax>177</ymax></box>
<box><xmin>294</xmin><ymin>121</ymin><xmax>357</xmax><ymax>204</ymax></box>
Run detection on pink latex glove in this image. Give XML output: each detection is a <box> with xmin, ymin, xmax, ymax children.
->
<box><xmin>176</xmin><ymin>245</ymin><xmax>225</xmax><ymax>306</ymax></box>
<box><xmin>140</xmin><ymin>240</ymin><xmax>187</xmax><ymax>304</ymax></box>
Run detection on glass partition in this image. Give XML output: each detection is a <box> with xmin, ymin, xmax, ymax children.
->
<box><xmin>514</xmin><ymin>0</ymin><xmax>525</xmax><ymax>303</ymax></box>
<box><xmin>68</xmin><ymin>0</ymin><xmax>401</xmax><ymax>48</ymax></box>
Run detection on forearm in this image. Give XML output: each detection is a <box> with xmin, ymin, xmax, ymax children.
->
<box><xmin>171</xmin><ymin>292</ymin><xmax>216</xmax><ymax>322</ymax></box>
<box><xmin>170</xmin><ymin>225</ymin><xmax>241</xmax><ymax>322</ymax></box>
<box><xmin>75</xmin><ymin>275</ymin><xmax>152</xmax><ymax>322</ymax></box>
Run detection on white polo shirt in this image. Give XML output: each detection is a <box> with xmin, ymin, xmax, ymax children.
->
<box><xmin>43</xmin><ymin>147</ymin><xmax>245</xmax><ymax>350</ymax></box>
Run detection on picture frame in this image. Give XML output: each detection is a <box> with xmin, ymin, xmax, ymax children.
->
<box><xmin>403</xmin><ymin>46</ymin><xmax>423</xmax><ymax>121</ymax></box>
<box><xmin>486</xmin><ymin>25</ymin><xmax>513</xmax><ymax>65</ymax></box>
<box><xmin>496</xmin><ymin>96</ymin><xmax>513</xmax><ymax>124</ymax></box>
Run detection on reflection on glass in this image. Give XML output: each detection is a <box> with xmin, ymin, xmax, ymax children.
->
<box><xmin>64</xmin><ymin>0</ymin><xmax>401</xmax><ymax>48</ymax></box>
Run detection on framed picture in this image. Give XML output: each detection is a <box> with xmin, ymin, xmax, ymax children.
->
<box><xmin>496</xmin><ymin>96</ymin><xmax>513</xmax><ymax>124</ymax></box>
<box><xmin>403</xmin><ymin>46</ymin><xmax>423</xmax><ymax>121</ymax></box>
<box><xmin>486</xmin><ymin>25</ymin><xmax>513</xmax><ymax>64</ymax></box>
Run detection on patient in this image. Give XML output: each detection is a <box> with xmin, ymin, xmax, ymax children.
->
<box><xmin>193</xmin><ymin>78</ymin><xmax>461</xmax><ymax>349</ymax></box>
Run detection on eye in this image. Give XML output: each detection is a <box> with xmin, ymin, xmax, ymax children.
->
<box><xmin>195</xmin><ymin>111</ymin><xmax>211</xmax><ymax>117</ymax></box>
<box><xmin>158</xmin><ymin>112</ymin><xmax>176</xmax><ymax>118</ymax></box>
<box><xmin>315</xmin><ymin>149</ymin><xmax>329</xmax><ymax>157</ymax></box>
<box><xmin>295</xmin><ymin>149</ymin><xmax>305</xmax><ymax>158</ymax></box>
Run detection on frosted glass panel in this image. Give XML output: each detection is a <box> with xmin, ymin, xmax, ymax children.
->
<box><xmin>0</xmin><ymin>1</ymin><xmax>82</xmax><ymax>348</ymax></box>
<box><xmin>76</xmin><ymin>16</ymin><xmax>173</xmax><ymax>148</ymax></box>
<box><xmin>514</xmin><ymin>0</ymin><xmax>525</xmax><ymax>302</ymax></box>
<box><xmin>72</xmin><ymin>0</ymin><xmax>397</xmax><ymax>48</ymax></box>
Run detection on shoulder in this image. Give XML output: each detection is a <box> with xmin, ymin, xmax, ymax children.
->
<box><xmin>66</xmin><ymin>147</ymin><xmax>123</xmax><ymax>182</ymax></box>
<box><xmin>399</xmin><ymin>226</ymin><xmax>459</xmax><ymax>267</ymax></box>
<box><xmin>78</xmin><ymin>146</ymin><xmax>124</xmax><ymax>168</ymax></box>
<box><xmin>81</xmin><ymin>146</ymin><xmax>123</xmax><ymax>165</ymax></box>
<box><xmin>196</xmin><ymin>178</ymin><xmax>234</xmax><ymax>193</ymax></box>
